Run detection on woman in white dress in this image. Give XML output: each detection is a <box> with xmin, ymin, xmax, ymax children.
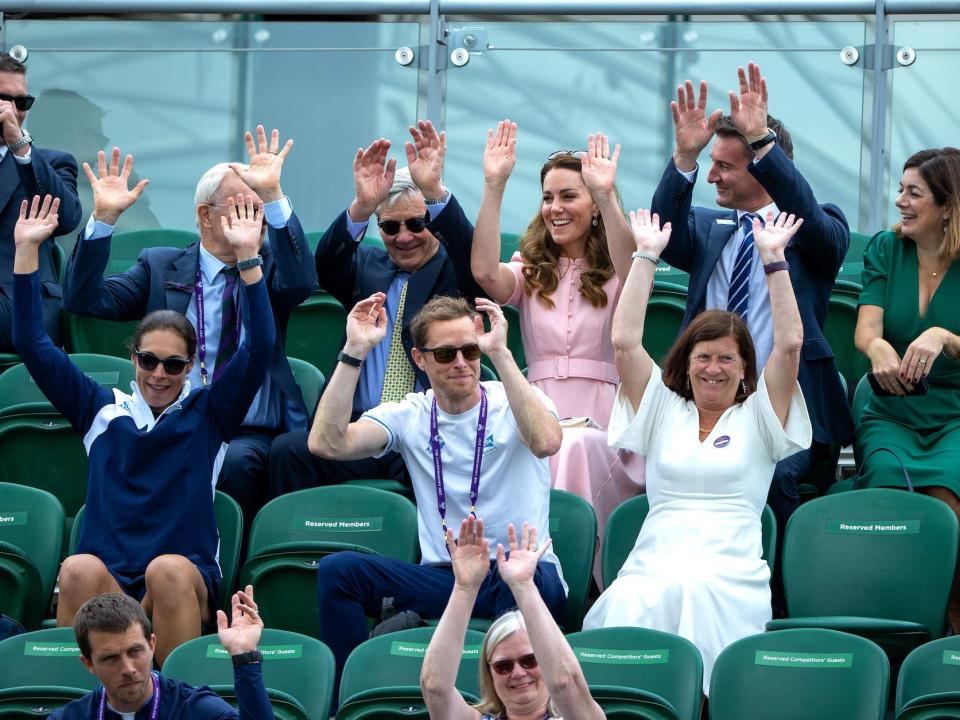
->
<box><xmin>582</xmin><ymin>209</ymin><xmax>812</xmax><ymax>695</ymax></box>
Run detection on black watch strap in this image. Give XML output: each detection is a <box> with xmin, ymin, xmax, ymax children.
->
<box><xmin>236</xmin><ymin>256</ymin><xmax>264</xmax><ymax>271</ymax></box>
<box><xmin>748</xmin><ymin>131</ymin><xmax>777</xmax><ymax>151</ymax></box>
<box><xmin>338</xmin><ymin>351</ymin><xmax>363</xmax><ymax>368</ymax></box>
<box><xmin>231</xmin><ymin>649</ymin><xmax>262</xmax><ymax>666</ymax></box>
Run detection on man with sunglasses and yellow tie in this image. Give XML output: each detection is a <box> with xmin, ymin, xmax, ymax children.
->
<box><xmin>0</xmin><ymin>54</ymin><xmax>82</xmax><ymax>352</ymax></box>
<box><xmin>308</xmin><ymin>293</ymin><xmax>566</xmax><ymax>701</ymax></box>
<box><xmin>267</xmin><ymin>119</ymin><xmax>484</xmax><ymax>500</ymax></box>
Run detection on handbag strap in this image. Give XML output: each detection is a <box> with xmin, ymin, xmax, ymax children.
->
<box><xmin>855</xmin><ymin>446</ymin><xmax>914</xmax><ymax>492</ymax></box>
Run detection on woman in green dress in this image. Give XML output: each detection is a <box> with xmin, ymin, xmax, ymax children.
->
<box><xmin>854</xmin><ymin>146</ymin><xmax>960</xmax><ymax>632</ymax></box>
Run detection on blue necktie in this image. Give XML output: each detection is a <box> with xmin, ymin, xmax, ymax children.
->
<box><xmin>727</xmin><ymin>213</ymin><xmax>759</xmax><ymax>320</ymax></box>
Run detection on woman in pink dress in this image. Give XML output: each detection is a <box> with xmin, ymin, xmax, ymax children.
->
<box><xmin>470</xmin><ymin>120</ymin><xmax>646</xmax><ymax>554</ymax></box>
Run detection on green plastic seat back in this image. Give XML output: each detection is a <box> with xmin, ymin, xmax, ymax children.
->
<box><xmin>104</xmin><ymin>229</ymin><xmax>198</xmax><ymax>275</ymax></box>
<box><xmin>0</xmin><ymin>354</ymin><xmax>20</xmax><ymax>375</ymax></box>
<box><xmin>285</xmin><ymin>295</ymin><xmax>346</xmax><ymax>379</ymax></box>
<box><xmin>214</xmin><ymin>491</ymin><xmax>243</xmax><ymax>608</ymax></box>
<box><xmin>782</xmin><ymin>489</ymin><xmax>959</xmax><ymax>637</ymax></box>
<box><xmin>643</xmin><ymin>284</ymin><xmax>687</xmax><ymax>364</ymax></box>
<box><xmin>66</xmin><ymin>316</ymin><xmax>139</xmax><ymax>357</ymax></box>
<box><xmin>709</xmin><ymin>628</ymin><xmax>889</xmax><ymax>720</ymax></box>
<box><xmin>286</xmin><ymin>357</ymin><xmax>325</xmax><ymax>414</ymax></box>
<box><xmin>566</xmin><ymin>626</ymin><xmax>703</xmax><ymax>720</ymax></box>
<box><xmin>240</xmin><ymin>486</ymin><xmax>418</xmax><ymax>637</ymax></box>
<box><xmin>0</xmin><ymin>484</ymin><xmax>65</xmax><ymax>628</ymax></box>
<box><xmin>548</xmin><ymin>489</ymin><xmax>597</xmax><ymax>631</ymax></box>
<box><xmin>896</xmin><ymin>635</ymin><xmax>960</xmax><ymax>717</ymax></box>
<box><xmin>601</xmin><ymin>495</ymin><xmax>776</xmax><ymax>589</ymax></box>
<box><xmin>162</xmin><ymin>628</ymin><xmax>333</xmax><ymax>720</ymax></box>
<box><xmin>338</xmin><ymin>627</ymin><xmax>486</xmax><ymax>712</ymax></box>
<box><xmin>500</xmin><ymin>232</ymin><xmax>521</xmax><ymax>263</ymax></box>
<box><xmin>0</xmin><ymin>355</ymin><xmax>135</xmax><ymax>413</ymax></box>
<box><xmin>69</xmin><ymin>505</ymin><xmax>85</xmax><ymax>554</ymax></box>
<box><xmin>0</xmin><ymin>627</ymin><xmax>99</xmax><ymax>697</ymax></box>
<box><xmin>825</xmin><ymin>293</ymin><xmax>868</xmax><ymax>396</ymax></box>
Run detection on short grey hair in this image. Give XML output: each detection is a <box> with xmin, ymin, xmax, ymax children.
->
<box><xmin>194</xmin><ymin>162</ymin><xmax>243</xmax><ymax>207</ymax></box>
<box><xmin>376</xmin><ymin>167</ymin><xmax>424</xmax><ymax>216</ymax></box>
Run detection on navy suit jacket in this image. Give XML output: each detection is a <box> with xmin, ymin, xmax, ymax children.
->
<box><xmin>652</xmin><ymin>144</ymin><xmax>854</xmax><ymax>446</ymax></box>
<box><xmin>61</xmin><ymin>213</ymin><xmax>315</xmax><ymax>432</ymax></box>
<box><xmin>0</xmin><ymin>147</ymin><xmax>83</xmax><ymax>344</ymax></box>
<box><xmin>315</xmin><ymin>194</ymin><xmax>484</xmax><ymax>410</ymax></box>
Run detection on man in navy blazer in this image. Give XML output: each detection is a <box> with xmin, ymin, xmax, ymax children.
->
<box><xmin>268</xmin><ymin>120</ymin><xmax>484</xmax><ymax>498</ymax></box>
<box><xmin>62</xmin><ymin>127</ymin><xmax>315</xmax><ymax>527</ymax></box>
<box><xmin>0</xmin><ymin>55</ymin><xmax>82</xmax><ymax>350</ymax></box>
<box><xmin>647</xmin><ymin>63</ymin><xmax>854</xmax><ymax>550</ymax></box>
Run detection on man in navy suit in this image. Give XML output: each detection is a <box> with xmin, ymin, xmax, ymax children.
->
<box><xmin>62</xmin><ymin>126</ymin><xmax>315</xmax><ymax>527</ymax></box>
<box><xmin>647</xmin><ymin>63</ymin><xmax>854</xmax><ymax>561</ymax></box>
<box><xmin>267</xmin><ymin>120</ymin><xmax>484</xmax><ymax>498</ymax></box>
<box><xmin>0</xmin><ymin>54</ymin><xmax>82</xmax><ymax>350</ymax></box>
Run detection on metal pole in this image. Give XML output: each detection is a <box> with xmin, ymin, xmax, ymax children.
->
<box><xmin>867</xmin><ymin>0</ymin><xmax>889</xmax><ymax>234</ymax></box>
<box><xmin>425</xmin><ymin>0</ymin><xmax>443</xmax><ymax>128</ymax></box>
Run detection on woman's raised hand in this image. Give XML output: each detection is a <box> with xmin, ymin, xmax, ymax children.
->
<box><xmin>483</xmin><ymin>119</ymin><xmax>517</xmax><ymax>188</ymax></box>
<box><xmin>496</xmin><ymin>522</ymin><xmax>551</xmax><ymax>590</ymax></box>
<box><xmin>14</xmin><ymin>195</ymin><xmax>60</xmax><ymax>248</ymax></box>
<box><xmin>580</xmin><ymin>132</ymin><xmax>621</xmax><ymax>201</ymax></box>
<box><xmin>752</xmin><ymin>211</ymin><xmax>803</xmax><ymax>263</ymax></box>
<box><xmin>447</xmin><ymin>516</ymin><xmax>491</xmax><ymax>591</ymax></box>
<box><xmin>629</xmin><ymin>209</ymin><xmax>672</xmax><ymax>257</ymax></box>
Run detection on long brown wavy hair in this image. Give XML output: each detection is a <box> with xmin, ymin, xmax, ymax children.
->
<box><xmin>892</xmin><ymin>147</ymin><xmax>960</xmax><ymax>261</ymax></box>
<box><xmin>518</xmin><ymin>154</ymin><xmax>616</xmax><ymax>309</ymax></box>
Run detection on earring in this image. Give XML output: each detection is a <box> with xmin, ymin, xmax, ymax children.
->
<box><xmin>592</xmin><ymin>215</ymin><xmax>599</xmax><ymax>227</ymax></box>
<box><xmin>686</xmin><ymin>375</ymin><xmax>691</xmax><ymax>391</ymax></box>
<box><xmin>741</xmin><ymin>379</ymin><xmax>747</xmax><ymax>396</ymax></box>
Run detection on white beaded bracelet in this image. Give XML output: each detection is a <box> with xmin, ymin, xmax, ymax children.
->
<box><xmin>631</xmin><ymin>250</ymin><xmax>659</xmax><ymax>265</ymax></box>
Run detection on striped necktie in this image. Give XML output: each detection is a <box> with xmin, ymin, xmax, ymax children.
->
<box><xmin>727</xmin><ymin>213</ymin><xmax>759</xmax><ymax>320</ymax></box>
<box><xmin>212</xmin><ymin>266</ymin><xmax>240</xmax><ymax>382</ymax></box>
<box><xmin>380</xmin><ymin>279</ymin><xmax>416</xmax><ymax>403</ymax></box>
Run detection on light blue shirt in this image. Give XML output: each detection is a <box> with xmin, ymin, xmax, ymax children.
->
<box><xmin>0</xmin><ymin>144</ymin><xmax>33</xmax><ymax>164</ymax></box>
<box><xmin>344</xmin><ymin>195</ymin><xmax>450</xmax><ymax>411</ymax></box>
<box><xmin>678</xmin><ymin>166</ymin><xmax>776</xmax><ymax>370</ymax></box>
<box><xmin>83</xmin><ymin>197</ymin><xmax>293</xmax><ymax>429</ymax></box>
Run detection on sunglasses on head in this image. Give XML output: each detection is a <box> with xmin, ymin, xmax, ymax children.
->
<box><xmin>0</xmin><ymin>92</ymin><xmax>36</xmax><ymax>111</ymax></box>
<box><xmin>490</xmin><ymin>653</ymin><xmax>538</xmax><ymax>676</ymax></box>
<box><xmin>547</xmin><ymin>149</ymin><xmax>586</xmax><ymax>160</ymax></box>
<box><xmin>417</xmin><ymin>343</ymin><xmax>482</xmax><ymax>364</ymax></box>
<box><xmin>377</xmin><ymin>213</ymin><xmax>430</xmax><ymax>236</ymax></box>
<box><xmin>134</xmin><ymin>350</ymin><xmax>191</xmax><ymax>375</ymax></box>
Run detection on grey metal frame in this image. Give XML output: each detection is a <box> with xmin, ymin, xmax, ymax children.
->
<box><xmin>3</xmin><ymin>0</ymin><xmax>960</xmax><ymax>233</ymax></box>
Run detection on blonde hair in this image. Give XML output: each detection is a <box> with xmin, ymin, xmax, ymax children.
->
<box><xmin>519</xmin><ymin>154</ymin><xmax>616</xmax><ymax>310</ymax></box>
<box><xmin>472</xmin><ymin>610</ymin><xmax>560</xmax><ymax>718</ymax></box>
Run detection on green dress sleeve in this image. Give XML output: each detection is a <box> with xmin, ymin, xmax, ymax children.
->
<box><xmin>859</xmin><ymin>230</ymin><xmax>895</xmax><ymax>308</ymax></box>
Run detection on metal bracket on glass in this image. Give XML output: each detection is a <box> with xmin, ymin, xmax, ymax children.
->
<box><xmin>7</xmin><ymin>44</ymin><xmax>28</xmax><ymax>62</ymax></box>
<box><xmin>448</xmin><ymin>25</ymin><xmax>488</xmax><ymax>63</ymax></box>
<box><xmin>840</xmin><ymin>44</ymin><xmax>916</xmax><ymax>70</ymax></box>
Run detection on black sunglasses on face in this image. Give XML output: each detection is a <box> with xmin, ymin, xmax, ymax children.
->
<box><xmin>0</xmin><ymin>92</ymin><xmax>36</xmax><ymax>111</ymax></box>
<box><xmin>490</xmin><ymin>653</ymin><xmax>538</xmax><ymax>675</ymax></box>
<box><xmin>377</xmin><ymin>213</ymin><xmax>430</xmax><ymax>236</ymax></box>
<box><xmin>134</xmin><ymin>350</ymin><xmax>191</xmax><ymax>375</ymax></box>
<box><xmin>417</xmin><ymin>343</ymin><xmax>482</xmax><ymax>364</ymax></box>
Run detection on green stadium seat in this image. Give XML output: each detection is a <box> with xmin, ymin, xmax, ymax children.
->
<box><xmin>163</xmin><ymin>629</ymin><xmax>334</xmax><ymax>720</ymax></box>
<box><xmin>500</xmin><ymin>231</ymin><xmax>521</xmax><ymax>263</ymax></box>
<box><xmin>102</xmin><ymin>228</ymin><xmax>199</xmax><ymax>276</ymax></box>
<box><xmin>896</xmin><ymin>635</ymin><xmax>960</xmax><ymax>719</ymax></box>
<box><xmin>548</xmin><ymin>489</ymin><xmax>597</xmax><ymax>632</ymax></box>
<box><xmin>0</xmin><ymin>354</ymin><xmax>19</xmax><ymax>375</ymax></box>
<box><xmin>643</xmin><ymin>283</ymin><xmax>687</xmax><ymax>364</ymax></box>
<box><xmin>287</xmin><ymin>357</ymin><xmax>325</xmax><ymax>413</ymax></box>
<box><xmin>240</xmin><ymin>485</ymin><xmax>419</xmax><ymax>639</ymax></box>
<box><xmin>0</xmin><ymin>627</ymin><xmax>99</xmax><ymax>716</ymax></box>
<box><xmin>565</xmin><ymin>626</ymin><xmax>703</xmax><ymax>720</ymax></box>
<box><xmin>285</xmin><ymin>294</ymin><xmax>346</xmax><ymax>379</ymax></box>
<box><xmin>336</xmin><ymin>626</ymin><xmax>485</xmax><ymax>720</ymax></box>
<box><xmin>824</xmin><ymin>291</ymin><xmax>868</xmax><ymax>398</ymax></box>
<box><xmin>0</xmin><ymin>484</ymin><xmax>65</xmax><ymax>629</ymax></box>
<box><xmin>709</xmin><ymin>628</ymin><xmax>888</xmax><ymax>720</ymax></box>
<box><xmin>601</xmin><ymin>494</ymin><xmax>776</xmax><ymax>590</ymax></box>
<box><xmin>767</xmin><ymin>489</ymin><xmax>958</xmax><ymax>664</ymax></box>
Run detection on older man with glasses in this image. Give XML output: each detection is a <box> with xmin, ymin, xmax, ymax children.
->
<box><xmin>267</xmin><ymin>120</ymin><xmax>485</xmax><ymax>500</ymax></box>
<box><xmin>0</xmin><ymin>54</ymin><xmax>83</xmax><ymax>352</ymax></box>
<box><xmin>308</xmin><ymin>293</ymin><xmax>566</xmax><ymax>702</ymax></box>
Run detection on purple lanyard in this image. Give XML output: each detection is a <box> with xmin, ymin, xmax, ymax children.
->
<box><xmin>97</xmin><ymin>671</ymin><xmax>159</xmax><ymax>720</ymax></box>
<box><xmin>431</xmin><ymin>386</ymin><xmax>487</xmax><ymax>541</ymax></box>
<box><xmin>194</xmin><ymin>265</ymin><xmax>241</xmax><ymax>386</ymax></box>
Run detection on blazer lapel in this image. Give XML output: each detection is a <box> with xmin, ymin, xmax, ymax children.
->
<box><xmin>163</xmin><ymin>244</ymin><xmax>200</xmax><ymax>314</ymax></box>
<box><xmin>0</xmin><ymin>153</ymin><xmax>18</xmax><ymax>215</ymax></box>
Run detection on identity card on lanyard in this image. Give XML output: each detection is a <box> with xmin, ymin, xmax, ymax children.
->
<box><xmin>193</xmin><ymin>265</ymin><xmax>241</xmax><ymax>386</ymax></box>
<box><xmin>431</xmin><ymin>385</ymin><xmax>488</xmax><ymax>543</ymax></box>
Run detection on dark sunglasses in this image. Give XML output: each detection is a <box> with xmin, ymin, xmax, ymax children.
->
<box><xmin>0</xmin><ymin>92</ymin><xmax>36</xmax><ymax>111</ymax></box>
<box><xmin>490</xmin><ymin>653</ymin><xmax>538</xmax><ymax>676</ymax></box>
<box><xmin>377</xmin><ymin>213</ymin><xmax>430</xmax><ymax>235</ymax></box>
<box><xmin>417</xmin><ymin>343</ymin><xmax>482</xmax><ymax>364</ymax></box>
<box><xmin>134</xmin><ymin>350</ymin><xmax>191</xmax><ymax>375</ymax></box>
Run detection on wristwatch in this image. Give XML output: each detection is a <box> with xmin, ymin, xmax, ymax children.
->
<box><xmin>231</xmin><ymin>650</ymin><xmax>262</xmax><ymax>666</ymax></box>
<box><xmin>424</xmin><ymin>189</ymin><xmax>450</xmax><ymax>206</ymax></box>
<box><xmin>748</xmin><ymin>131</ymin><xmax>777</xmax><ymax>152</ymax></box>
<box><xmin>236</xmin><ymin>256</ymin><xmax>264</xmax><ymax>271</ymax></box>
<box><xmin>7</xmin><ymin>130</ymin><xmax>32</xmax><ymax>153</ymax></box>
<box><xmin>338</xmin><ymin>351</ymin><xmax>363</xmax><ymax>368</ymax></box>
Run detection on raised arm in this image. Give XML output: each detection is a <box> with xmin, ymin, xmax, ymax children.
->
<box><xmin>612</xmin><ymin>210</ymin><xmax>672</xmax><ymax>412</ymax></box>
<box><xmin>307</xmin><ymin>293</ymin><xmax>391</xmax><ymax>460</ymax></box>
<box><xmin>580</xmin><ymin>132</ymin><xmax>633</xmax><ymax>281</ymax></box>
<box><xmin>476</xmin><ymin>297</ymin><xmax>561</xmax><ymax>458</ymax></box>
<box><xmin>421</xmin><ymin>517</ymin><xmax>489</xmax><ymax>720</ymax></box>
<box><xmin>215</xmin><ymin>586</ymin><xmax>273</xmax><ymax>720</ymax></box>
<box><xmin>472</xmin><ymin>120</ymin><xmax>520</xmax><ymax>304</ymax></box>
<box><xmin>497</xmin><ymin>524</ymin><xmax>605</xmax><ymax>720</ymax></box>
<box><xmin>406</xmin><ymin>119</ymin><xmax>448</xmax><ymax>203</ymax></box>
<box><xmin>348</xmin><ymin>138</ymin><xmax>396</xmax><ymax>224</ymax></box>
<box><xmin>755</xmin><ymin>212</ymin><xmax>805</xmax><ymax>424</ymax></box>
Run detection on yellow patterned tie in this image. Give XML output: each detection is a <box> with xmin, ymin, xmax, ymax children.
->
<box><xmin>380</xmin><ymin>279</ymin><xmax>416</xmax><ymax>403</ymax></box>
